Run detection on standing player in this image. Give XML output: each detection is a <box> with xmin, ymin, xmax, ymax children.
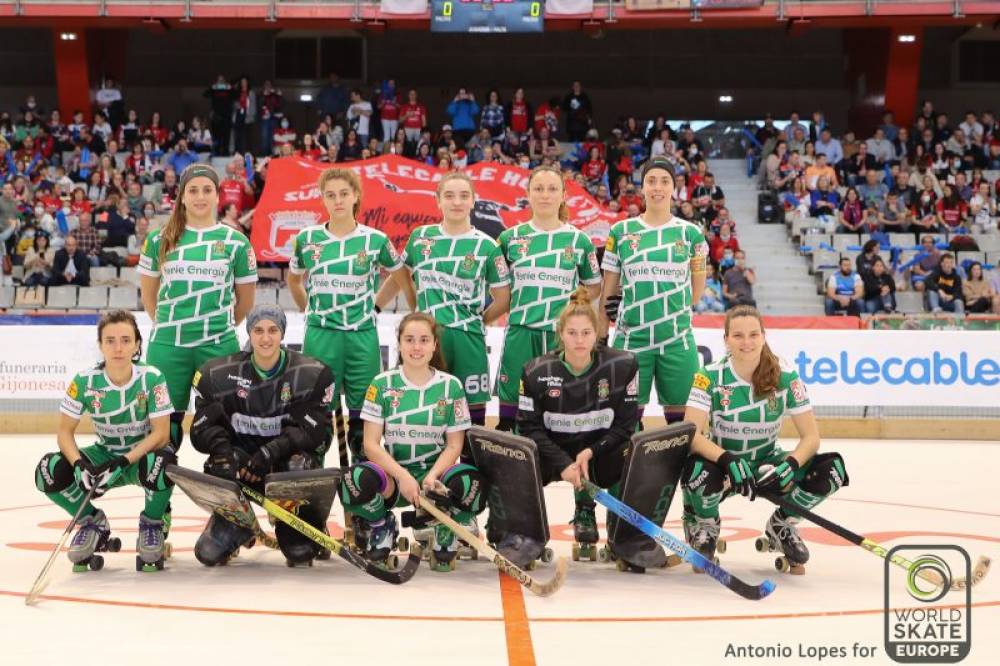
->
<box><xmin>139</xmin><ymin>163</ymin><xmax>257</xmax><ymax>448</ymax></box>
<box><xmin>384</xmin><ymin>172</ymin><xmax>510</xmax><ymax>426</ymax></box>
<box><xmin>682</xmin><ymin>305</ymin><xmax>849</xmax><ymax>573</ymax></box>
<box><xmin>338</xmin><ymin>313</ymin><xmax>487</xmax><ymax>571</ymax></box>
<box><xmin>600</xmin><ymin>157</ymin><xmax>707</xmax><ymax>425</ymax></box>
<box><xmin>189</xmin><ymin>305</ymin><xmax>336</xmax><ymax>567</ymax></box>
<box><xmin>494</xmin><ymin>166</ymin><xmax>602</xmax><ymax>433</ymax></box>
<box><xmin>34</xmin><ymin>311</ymin><xmax>176</xmax><ymax>572</ymax></box>
<box><xmin>288</xmin><ymin>168</ymin><xmax>404</xmax><ymax>460</ymax></box>
<box><xmin>513</xmin><ymin>287</ymin><xmax>639</xmax><ymax>563</ymax></box>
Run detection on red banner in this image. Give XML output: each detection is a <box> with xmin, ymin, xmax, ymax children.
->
<box><xmin>250</xmin><ymin>155</ymin><xmax>620</xmax><ymax>263</ymax></box>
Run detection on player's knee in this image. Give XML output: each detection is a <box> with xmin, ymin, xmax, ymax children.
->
<box><xmin>35</xmin><ymin>452</ymin><xmax>75</xmax><ymax>494</ymax></box>
<box><xmin>138</xmin><ymin>449</ymin><xmax>177</xmax><ymax>492</ymax></box>
<box><xmin>442</xmin><ymin>464</ymin><xmax>489</xmax><ymax>515</ymax></box>
<box><xmin>340</xmin><ymin>462</ymin><xmax>386</xmax><ymax>507</ymax></box>
<box><xmin>681</xmin><ymin>455</ymin><xmax>725</xmax><ymax>495</ymax></box>
<box><xmin>800</xmin><ymin>452</ymin><xmax>850</xmax><ymax>495</ymax></box>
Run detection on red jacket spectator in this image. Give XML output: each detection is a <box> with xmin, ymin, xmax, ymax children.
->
<box><xmin>618</xmin><ymin>191</ymin><xmax>643</xmax><ymax>212</ymax></box>
<box><xmin>218</xmin><ymin>176</ymin><xmax>253</xmax><ymax>214</ymax></box>
<box><xmin>400</xmin><ymin>97</ymin><xmax>427</xmax><ymax>131</ymax></box>
<box><xmin>581</xmin><ymin>157</ymin><xmax>606</xmax><ymax>183</ymax></box>
<box><xmin>710</xmin><ymin>226</ymin><xmax>741</xmax><ymax>265</ymax></box>
<box><xmin>507</xmin><ymin>90</ymin><xmax>531</xmax><ymax>135</ymax></box>
<box><xmin>533</xmin><ymin>99</ymin><xmax>560</xmax><ymax>137</ymax></box>
<box><xmin>379</xmin><ymin>92</ymin><xmax>400</xmax><ymax>122</ymax></box>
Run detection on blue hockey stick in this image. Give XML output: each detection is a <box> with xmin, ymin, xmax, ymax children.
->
<box><xmin>584</xmin><ymin>480</ymin><xmax>776</xmax><ymax>600</ymax></box>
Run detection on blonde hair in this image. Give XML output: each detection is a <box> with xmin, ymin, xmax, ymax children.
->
<box><xmin>527</xmin><ymin>165</ymin><xmax>569</xmax><ymax>222</ymax></box>
<box><xmin>556</xmin><ymin>286</ymin><xmax>599</xmax><ymax>351</ymax></box>
<box><xmin>318</xmin><ymin>168</ymin><xmax>363</xmax><ymax>217</ymax></box>
<box><xmin>435</xmin><ymin>171</ymin><xmax>475</xmax><ymax>198</ymax></box>
<box><xmin>724</xmin><ymin>305</ymin><xmax>780</xmax><ymax>398</ymax></box>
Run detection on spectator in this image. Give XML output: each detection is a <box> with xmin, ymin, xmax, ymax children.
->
<box><xmin>74</xmin><ymin>211</ymin><xmax>102</xmax><ymax>267</ymax></box>
<box><xmin>862</xmin><ymin>257</ymin><xmax>896</xmax><ymax>314</ymax></box>
<box><xmin>857</xmin><ymin>169</ymin><xmax>888</xmax><ymax>210</ymax></box>
<box><xmin>952</xmin><ymin>171</ymin><xmax>972</xmax><ymax>202</ymax></box>
<box><xmin>856</xmin><ymin>239</ymin><xmax>881</xmax><ymax>277</ymax></box>
<box><xmin>187</xmin><ymin>116</ymin><xmax>213</xmax><ymax>153</ymax></box>
<box><xmin>787</xmin><ymin>125</ymin><xmax>808</xmax><ymax>157</ymax></box>
<box><xmin>313</xmin><ymin>75</ymin><xmax>346</xmax><ymax>130</ymax></box>
<box><xmin>228</xmin><ymin>77</ymin><xmax>259</xmax><ymax>152</ymax></box>
<box><xmin>764</xmin><ymin>140</ymin><xmax>788</xmax><ymax>190</ymax></box>
<box><xmin>127</xmin><ymin>216</ymin><xmax>149</xmax><ymax>264</ymax></box>
<box><xmin>533</xmin><ymin>96</ymin><xmax>560</xmax><ymax>139</ymax></box>
<box><xmin>709</xmin><ymin>206</ymin><xmax>735</xmax><ymax>236</ymax></box>
<box><xmin>935</xmin><ymin>183</ymin><xmax>968</xmax><ymax>231</ymax></box>
<box><xmin>837</xmin><ymin>188</ymin><xmax>865</xmax><ymax>233</ymax></box>
<box><xmin>479</xmin><ymin>89</ymin><xmax>506</xmax><ymax>141</ymax></box>
<box><xmin>446</xmin><ymin>88</ymin><xmax>479</xmax><ymax>145</ymax></box>
<box><xmin>617</xmin><ymin>182</ymin><xmax>642</xmax><ymax>213</ymax></box>
<box><xmin>709</xmin><ymin>223</ymin><xmax>740</xmax><ymax>267</ymax></box>
<box><xmin>969</xmin><ymin>181</ymin><xmax>996</xmax><ymax>232</ymax></box>
<box><xmin>204</xmin><ymin>75</ymin><xmax>232</xmax><ymax>155</ymax></box>
<box><xmin>893</xmin><ymin>127</ymin><xmax>913</xmax><ymax>161</ymax></box>
<box><xmin>561</xmin><ymin>81</ymin><xmax>592</xmax><ymax>142</ymax></box>
<box><xmin>866</xmin><ymin>127</ymin><xmax>895</xmax><ymax>165</ymax></box>
<box><xmin>221</xmin><ymin>202</ymin><xmax>250</xmax><ymax>235</ymax></box>
<box><xmin>95</xmin><ymin>77</ymin><xmax>123</xmax><ymax>127</ymax></box>
<box><xmin>143</xmin><ymin>111</ymin><xmax>169</xmax><ymax>148</ymax></box>
<box><xmin>376</xmin><ymin>79</ymin><xmax>400</xmax><ymax>143</ymax></box>
<box><xmin>159</xmin><ymin>168</ymin><xmax>179</xmax><ymax>210</ymax></box>
<box><xmin>913</xmin><ymin>176</ymin><xmax>941</xmax><ymax>234</ymax></box>
<box><xmin>125</xmin><ymin>181</ymin><xmax>147</xmax><ymax>218</ymax></box>
<box><xmin>925</xmin><ymin>252</ymin><xmax>963</xmax><ymax>314</ymax></box>
<box><xmin>272</xmin><ymin>117</ymin><xmax>296</xmax><ymax>151</ymax></box>
<box><xmin>840</xmin><ymin>140</ymin><xmax>878</xmax><ymax>187</ymax></box>
<box><xmin>825</xmin><ymin>256</ymin><xmax>864</xmax><ymax>316</ymax></box>
<box><xmin>580</xmin><ymin>146</ymin><xmax>606</xmax><ymax>189</ymax></box>
<box><xmin>320</xmin><ymin>142</ymin><xmax>340</xmax><ymax>164</ymax></box>
<box><xmin>755</xmin><ymin>114</ymin><xmax>778</xmax><ymax>146</ymax></box>
<box><xmin>22</xmin><ymin>232</ymin><xmax>54</xmax><ymax>287</ymax></box>
<box><xmin>962</xmin><ymin>262</ymin><xmax>998</xmax><ymax>314</ymax></box>
<box><xmin>168</xmin><ymin>138</ymin><xmax>199</xmax><ymax>175</ymax></box>
<box><xmin>218</xmin><ymin>157</ymin><xmax>254</xmax><ymax>215</ymax></box>
<box><xmin>50</xmin><ymin>233</ymin><xmax>90</xmax><ymax>286</ymax></box>
<box><xmin>804</xmin><ymin>153</ymin><xmax>837</xmax><ymax>190</ymax></box>
<box><xmin>399</xmin><ymin>89</ymin><xmax>427</xmax><ymax>144</ymax></box>
<box><xmin>879</xmin><ymin>111</ymin><xmax>899</xmax><ymax>142</ymax></box>
<box><xmin>347</xmin><ymin>88</ymin><xmax>373</xmax><ymax>145</ymax></box>
<box><xmin>814</xmin><ymin>127</ymin><xmax>843</xmax><ymax>165</ymax></box>
<box><xmin>250</xmin><ymin>80</ymin><xmax>282</xmax><ymax>157</ymax></box>
<box><xmin>722</xmin><ymin>250</ymin><xmax>756</xmax><ymax>307</ymax></box>
<box><xmin>694</xmin><ymin>263</ymin><xmax>725</xmax><ymax>313</ymax></box>
<box><xmin>650</xmin><ymin>129</ymin><xmax>673</xmax><ymax>159</ymax></box>
<box><xmin>126</xmin><ymin>143</ymin><xmax>155</xmax><ymax>184</ymax></box>
<box><xmin>809</xmin><ymin>176</ymin><xmax>840</xmax><ymax>230</ymax></box>
<box><xmin>911</xmin><ymin>235</ymin><xmax>941</xmax><ymax>292</ymax></box>
<box><xmin>297</xmin><ymin>133</ymin><xmax>322</xmax><ymax>161</ymax></box>
<box><xmin>499</xmin><ymin>87</ymin><xmax>528</xmax><ymax>137</ymax></box>
<box><xmin>102</xmin><ymin>197</ymin><xmax>136</xmax><ymax>250</ymax></box>
<box><xmin>878</xmin><ymin>191</ymin><xmax>911</xmax><ymax>232</ymax></box>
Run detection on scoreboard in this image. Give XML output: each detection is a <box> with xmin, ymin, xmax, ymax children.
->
<box><xmin>431</xmin><ymin>0</ymin><xmax>544</xmax><ymax>34</ymax></box>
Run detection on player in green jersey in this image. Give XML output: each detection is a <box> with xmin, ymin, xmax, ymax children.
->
<box><xmin>34</xmin><ymin>311</ymin><xmax>177</xmax><ymax>571</ymax></box>
<box><xmin>600</xmin><ymin>157</ymin><xmax>708</xmax><ymax>425</ymax></box>
<box><xmin>339</xmin><ymin>312</ymin><xmax>488</xmax><ymax>571</ymax></box>
<box><xmin>682</xmin><ymin>305</ymin><xmax>849</xmax><ymax>573</ymax></box>
<box><xmin>494</xmin><ymin>166</ymin><xmax>602</xmax><ymax>432</ymax></box>
<box><xmin>139</xmin><ymin>164</ymin><xmax>257</xmax><ymax>448</ymax></box>
<box><xmin>383</xmin><ymin>172</ymin><xmax>510</xmax><ymax>426</ymax></box>
<box><xmin>288</xmin><ymin>168</ymin><xmax>404</xmax><ymax>461</ymax></box>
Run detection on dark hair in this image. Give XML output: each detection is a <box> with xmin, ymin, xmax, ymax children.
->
<box><xmin>940</xmin><ymin>252</ymin><xmax>955</xmax><ymax>262</ymax></box>
<box><xmin>97</xmin><ymin>310</ymin><xmax>143</xmax><ymax>366</ymax></box>
<box><xmin>724</xmin><ymin>305</ymin><xmax>780</xmax><ymax>399</ymax></box>
<box><xmin>863</xmin><ymin>239</ymin><xmax>879</xmax><ymax>254</ymax></box>
<box><xmin>640</xmin><ymin>157</ymin><xmax>676</xmax><ymax>185</ymax></box>
<box><xmin>396</xmin><ymin>312</ymin><xmax>446</xmax><ymax>372</ymax></box>
<box><xmin>968</xmin><ymin>261</ymin><xmax>983</xmax><ymax>280</ymax></box>
<box><xmin>32</xmin><ymin>233</ymin><xmax>49</xmax><ymax>252</ymax></box>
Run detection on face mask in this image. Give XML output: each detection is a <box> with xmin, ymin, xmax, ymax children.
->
<box><xmin>281</xmin><ymin>120</ymin><xmax>290</xmax><ymax>129</ymax></box>
<box><xmin>35</xmin><ymin>206</ymin><xmax>44</xmax><ymax>216</ymax></box>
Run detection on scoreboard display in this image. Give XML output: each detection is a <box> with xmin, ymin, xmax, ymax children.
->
<box><xmin>431</xmin><ymin>0</ymin><xmax>544</xmax><ymax>34</ymax></box>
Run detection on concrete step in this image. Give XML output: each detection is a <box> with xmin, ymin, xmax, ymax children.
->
<box><xmin>753</xmin><ymin>282</ymin><xmax>820</xmax><ymax>298</ymax></box>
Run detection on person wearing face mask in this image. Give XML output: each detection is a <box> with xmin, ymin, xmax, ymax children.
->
<box><xmin>722</xmin><ymin>250</ymin><xmax>756</xmax><ymax>307</ymax></box>
<box><xmin>272</xmin><ymin>116</ymin><xmax>297</xmax><ymax>154</ymax></box>
<box><xmin>709</xmin><ymin>222</ymin><xmax>740</xmax><ymax>269</ymax></box>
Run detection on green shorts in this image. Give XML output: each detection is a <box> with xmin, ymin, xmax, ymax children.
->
<box><xmin>495</xmin><ymin>325</ymin><xmax>559</xmax><ymax>404</ymax></box>
<box><xmin>439</xmin><ymin>327</ymin><xmax>490</xmax><ymax>405</ymax></box>
<box><xmin>147</xmin><ymin>337</ymin><xmax>240</xmax><ymax>413</ymax></box>
<box><xmin>615</xmin><ymin>333</ymin><xmax>699</xmax><ymax>407</ymax></box>
<box><xmin>303</xmin><ymin>325</ymin><xmax>382</xmax><ymax>411</ymax></box>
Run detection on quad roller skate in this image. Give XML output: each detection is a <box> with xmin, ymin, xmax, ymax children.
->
<box><xmin>570</xmin><ymin>501</ymin><xmax>599</xmax><ymax>562</ymax></box>
<box><xmin>496</xmin><ymin>532</ymin><xmax>554</xmax><ymax>571</ymax></box>
<box><xmin>135</xmin><ymin>513</ymin><xmax>168</xmax><ymax>572</ymax></box>
<box><xmin>684</xmin><ymin>514</ymin><xmax>721</xmax><ymax>574</ymax></box>
<box><xmin>349</xmin><ymin>513</ymin><xmax>408</xmax><ymax>569</ymax></box>
<box><xmin>68</xmin><ymin>509</ymin><xmax>121</xmax><ymax>572</ymax></box>
<box><xmin>756</xmin><ymin>510</ymin><xmax>808</xmax><ymax>575</ymax></box>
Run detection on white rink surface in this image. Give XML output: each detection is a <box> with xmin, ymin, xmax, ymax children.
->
<box><xmin>2</xmin><ymin>435</ymin><xmax>997</xmax><ymax>666</ymax></box>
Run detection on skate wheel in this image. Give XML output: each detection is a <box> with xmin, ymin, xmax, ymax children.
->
<box><xmin>588</xmin><ymin>546</ymin><xmax>597</xmax><ymax>562</ymax></box>
<box><xmin>572</xmin><ymin>543</ymin><xmax>580</xmax><ymax>561</ymax></box>
<box><xmin>388</xmin><ymin>554</ymin><xmax>399</xmax><ymax>569</ymax></box>
<box><xmin>775</xmin><ymin>557</ymin><xmax>790</xmax><ymax>573</ymax></box>
<box><xmin>72</xmin><ymin>563</ymin><xmax>88</xmax><ymax>573</ymax></box>
<box><xmin>396</xmin><ymin>536</ymin><xmax>409</xmax><ymax>552</ymax></box>
<box><xmin>716</xmin><ymin>539</ymin><xmax>727</xmax><ymax>554</ymax></box>
<box><xmin>89</xmin><ymin>555</ymin><xmax>104</xmax><ymax>571</ymax></box>
<box><xmin>541</xmin><ymin>548</ymin><xmax>554</xmax><ymax>563</ymax></box>
<box><xmin>598</xmin><ymin>547</ymin><xmax>611</xmax><ymax>563</ymax></box>
<box><xmin>163</xmin><ymin>542</ymin><xmax>173</xmax><ymax>559</ymax></box>
<box><xmin>317</xmin><ymin>549</ymin><xmax>331</xmax><ymax>561</ymax></box>
<box><xmin>135</xmin><ymin>555</ymin><xmax>143</xmax><ymax>572</ymax></box>
<box><xmin>246</xmin><ymin>538</ymin><xmax>256</xmax><ymax>549</ymax></box>
<box><xmin>155</xmin><ymin>559</ymin><xmax>165</xmax><ymax>571</ymax></box>
<box><xmin>755</xmin><ymin>537</ymin><xmax>769</xmax><ymax>553</ymax></box>
<box><xmin>449</xmin><ymin>558</ymin><xmax>457</xmax><ymax>572</ymax></box>
<box><xmin>107</xmin><ymin>537</ymin><xmax>122</xmax><ymax>553</ymax></box>
<box><xmin>664</xmin><ymin>554</ymin><xmax>683</xmax><ymax>568</ymax></box>
<box><xmin>616</xmin><ymin>559</ymin><xmax>630</xmax><ymax>572</ymax></box>
<box><xmin>525</xmin><ymin>559</ymin><xmax>536</xmax><ymax>571</ymax></box>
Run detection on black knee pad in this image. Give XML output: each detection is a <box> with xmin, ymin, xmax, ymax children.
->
<box><xmin>681</xmin><ymin>455</ymin><xmax>726</xmax><ymax>495</ymax></box>
<box><xmin>138</xmin><ymin>449</ymin><xmax>178</xmax><ymax>492</ymax></box>
<box><xmin>442</xmin><ymin>464</ymin><xmax>489</xmax><ymax>515</ymax></box>
<box><xmin>340</xmin><ymin>462</ymin><xmax>384</xmax><ymax>507</ymax></box>
<box><xmin>36</xmin><ymin>452</ymin><xmax>75</xmax><ymax>493</ymax></box>
<box><xmin>800</xmin><ymin>452</ymin><xmax>850</xmax><ymax>495</ymax></box>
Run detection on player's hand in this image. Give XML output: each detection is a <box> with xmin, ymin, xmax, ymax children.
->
<box><xmin>574</xmin><ymin>449</ymin><xmax>594</xmax><ymax>483</ymax></box>
<box><xmin>717</xmin><ymin>452</ymin><xmax>756</xmax><ymax>499</ymax></box>
<box><xmin>80</xmin><ymin>456</ymin><xmax>128</xmax><ymax>496</ymax></box>
<box><xmin>756</xmin><ymin>456</ymin><xmax>799</xmax><ymax>494</ymax></box>
<box><xmin>560</xmin><ymin>463</ymin><xmax>583</xmax><ymax>489</ymax></box>
<box><xmin>399</xmin><ymin>473</ymin><xmax>421</xmax><ymax>507</ymax></box>
<box><xmin>240</xmin><ymin>447</ymin><xmax>272</xmax><ymax>484</ymax></box>
<box><xmin>421</xmin><ymin>472</ymin><xmax>440</xmax><ymax>495</ymax></box>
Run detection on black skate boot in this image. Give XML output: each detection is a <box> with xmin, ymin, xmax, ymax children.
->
<box><xmin>69</xmin><ymin>509</ymin><xmax>121</xmax><ymax>572</ymax></box>
<box><xmin>570</xmin><ymin>500</ymin><xmax>599</xmax><ymax>562</ymax></box>
<box><xmin>194</xmin><ymin>514</ymin><xmax>255</xmax><ymax>567</ymax></box>
<box><xmin>496</xmin><ymin>532</ymin><xmax>546</xmax><ymax>571</ymax></box>
<box><xmin>684</xmin><ymin>513</ymin><xmax>721</xmax><ymax>574</ymax></box>
<box><xmin>757</xmin><ymin>509</ymin><xmax>809</xmax><ymax>574</ymax></box>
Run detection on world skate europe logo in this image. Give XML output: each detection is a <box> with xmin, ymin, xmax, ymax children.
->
<box><xmin>884</xmin><ymin>545</ymin><xmax>971</xmax><ymax>663</ymax></box>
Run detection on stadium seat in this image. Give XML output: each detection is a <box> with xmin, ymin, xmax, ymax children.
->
<box><xmin>108</xmin><ymin>287</ymin><xmax>139</xmax><ymax>310</ymax></box>
<box><xmin>0</xmin><ymin>286</ymin><xmax>14</xmax><ymax>308</ymax></box>
<box><xmin>14</xmin><ymin>287</ymin><xmax>45</xmax><ymax>309</ymax></box>
<box><xmin>888</xmin><ymin>233</ymin><xmax>917</xmax><ymax>248</ymax></box>
<box><xmin>896</xmin><ymin>291</ymin><xmax>925</xmax><ymax>314</ymax></box>
<box><xmin>46</xmin><ymin>286</ymin><xmax>78</xmax><ymax>309</ymax></box>
<box><xmin>90</xmin><ymin>266</ymin><xmax>118</xmax><ymax>285</ymax></box>
<box><xmin>832</xmin><ymin>234</ymin><xmax>860</xmax><ymax>251</ymax></box>
<box><xmin>255</xmin><ymin>287</ymin><xmax>278</xmax><ymax>305</ymax></box>
<box><xmin>11</xmin><ymin>265</ymin><xmax>24</xmax><ymax>282</ymax></box>
<box><xmin>77</xmin><ymin>287</ymin><xmax>109</xmax><ymax>309</ymax></box>
<box><xmin>257</xmin><ymin>267</ymin><xmax>283</xmax><ymax>282</ymax></box>
<box><xmin>119</xmin><ymin>267</ymin><xmax>140</xmax><ymax>286</ymax></box>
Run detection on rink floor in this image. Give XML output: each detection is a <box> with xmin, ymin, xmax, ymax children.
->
<box><xmin>2</xmin><ymin>435</ymin><xmax>998</xmax><ymax>666</ymax></box>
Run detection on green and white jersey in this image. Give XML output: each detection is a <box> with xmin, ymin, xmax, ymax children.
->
<box><xmin>686</xmin><ymin>355</ymin><xmax>811</xmax><ymax>462</ymax></box>
<box><xmin>138</xmin><ymin>224</ymin><xmax>257</xmax><ymax>347</ymax></box>
<box><xmin>602</xmin><ymin>216</ymin><xmax>708</xmax><ymax>352</ymax></box>
<box><xmin>402</xmin><ymin>224</ymin><xmax>509</xmax><ymax>335</ymax></box>
<box><xmin>498</xmin><ymin>221</ymin><xmax>602</xmax><ymax>331</ymax></box>
<box><xmin>290</xmin><ymin>223</ymin><xmax>403</xmax><ymax>331</ymax></box>
<box><xmin>60</xmin><ymin>362</ymin><xmax>174</xmax><ymax>454</ymax></box>
<box><xmin>361</xmin><ymin>368</ymin><xmax>470</xmax><ymax>473</ymax></box>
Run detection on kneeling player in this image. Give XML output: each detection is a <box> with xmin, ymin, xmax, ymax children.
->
<box><xmin>509</xmin><ymin>287</ymin><xmax>639</xmax><ymax>565</ymax></box>
<box><xmin>35</xmin><ymin>310</ymin><xmax>176</xmax><ymax>572</ymax></box>
<box><xmin>338</xmin><ymin>312</ymin><xmax>487</xmax><ymax>571</ymax></box>
<box><xmin>190</xmin><ymin>305</ymin><xmax>335</xmax><ymax>566</ymax></box>
<box><xmin>682</xmin><ymin>305</ymin><xmax>849</xmax><ymax>573</ymax></box>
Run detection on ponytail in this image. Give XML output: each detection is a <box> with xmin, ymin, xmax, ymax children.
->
<box><xmin>724</xmin><ymin>305</ymin><xmax>780</xmax><ymax>398</ymax></box>
<box><xmin>157</xmin><ymin>204</ymin><xmax>187</xmax><ymax>268</ymax></box>
<box><xmin>556</xmin><ymin>285</ymin><xmax>599</xmax><ymax>351</ymax></box>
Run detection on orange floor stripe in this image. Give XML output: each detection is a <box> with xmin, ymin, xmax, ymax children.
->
<box><xmin>498</xmin><ymin>572</ymin><xmax>537</xmax><ymax>666</ymax></box>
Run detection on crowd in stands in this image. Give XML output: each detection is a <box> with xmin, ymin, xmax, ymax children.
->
<box><xmin>752</xmin><ymin>103</ymin><xmax>1000</xmax><ymax>316</ymax></box>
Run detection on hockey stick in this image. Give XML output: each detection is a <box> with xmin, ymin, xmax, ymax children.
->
<box><xmin>333</xmin><ymin>401</ymin><xmax>349</xmax><ymax>469</ymax></box>
<box><xmin>418</xmin><ymin>491</ymin><xmax>569</xmax><ymax>597</ymax></box>
<box><xmin>761</xmin><ymin>492</ymin><xmax>991</xmax><ymax>591</ymax></box>
<box><xmin>26</xmin><ymin>486</ymin><xmax>98</xmax><ymax>606</ymax></box>
<box><xmin>585</xmin><ymin>480</ymin><xmax>776</xmax><ymax>600</ymax></box>
<box><xmin>240</xmin><ymin>484</ymin><xmax>421</xmax><ymax>584</ymax></box>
